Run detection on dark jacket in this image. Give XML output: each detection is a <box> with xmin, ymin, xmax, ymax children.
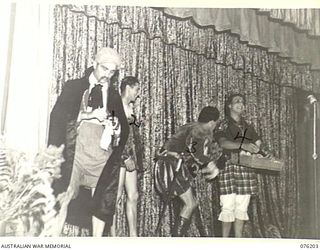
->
<box><xmin>48</xmin><ymin>69</ymin><xmax>91</xmax><ymax>195</ymax></box>
<box><xmin>48</xmin><ymin>67</ymin><xmax>129</xmax><ymax>227</ymax></box>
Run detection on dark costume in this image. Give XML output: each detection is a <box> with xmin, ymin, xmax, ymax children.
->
<box><xmin>48</xmin><ymin>67</ymin><xmax>129</xmax><ymax>229</ymax></box>
<box><xmin>156</xmin><ymin>122</ymin><xmax>221</xmax><ymax>197</ymax></box>
<box><xmin>120</xmin><ymin>125</ymin><xmax>144</xmax><ymax>172</ymax></box>
<box><xmin>154</xmin><ymin>122</ymin><xmax>221</xmax><ymax>236</ymax></box>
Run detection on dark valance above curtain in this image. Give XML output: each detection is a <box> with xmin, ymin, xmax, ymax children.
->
<box><xmin>163</xmin><ymin>8</ymin><xmax>320</xmax><ymax>71</ymax></box>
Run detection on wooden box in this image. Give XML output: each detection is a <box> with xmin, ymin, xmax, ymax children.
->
<box><xmin>230</xmin><ymin>153</ymin><xmax>284</xmax><ymax>172</ymax></box>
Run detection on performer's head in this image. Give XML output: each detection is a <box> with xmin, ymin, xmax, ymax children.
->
<box><xmin>120</xmin><ymin>76</ymin><xmax>140</xmax><ymax>102</ymax></box>
<box><xmin>93</xmin><ymin>47</ymin><xmax>122</xmax><ymax>83</ymax></box>
<box><xmin>225</xmin><ymin>93</ymin><xmax>246</xmax><ymax>118</ymax></box>
<box><xmin>198</xmin><ymin>106</ymin><xmax>220</xmax><ymax>129</ymax></box>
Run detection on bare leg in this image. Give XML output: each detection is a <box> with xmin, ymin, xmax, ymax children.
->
<box><xmin>219</xmin><ymin>194</ymin><xmax>236</xmax><ymax>237</ymax></box>
<box><xmin>124</xmin><ymin>170</ymin><xmax>138</xmax><ymax>237</ymax></box>
<box><xmin>91</xmin><ymin>188</ymin><xmax>106</xmax><ymax>237</ymax></box>
<box><xmin>110</xmin><ymin>167</ymin><xmax>126</xmax><ymax>236</ymax></box>
<box><xmin>234</xmin><ymin>194</ymin><xmax>251</xmax><ymax>238</ymax></box>
<box><xmin>92</xmin><ymin>216</ymin><xmax>105</xmax><ymax>236</ymax></box>
<box><xmin>172</xmin><ymin>187</ymin><xmax>198</xmax><ymax>237</ymax></box>
<box><xmin>234</xmin><ymin>219</ymin><xmax>244</xmax><ymax>238</ymax></box>
<box><xmin>222</xmin><ymin>222</ymin><xmax>232</xmax><ymax>237</ymax></box>
<box><xmin>179</xmin><ymin>187</ymin><xmax>198</xmax><ymax>219</ymax></box>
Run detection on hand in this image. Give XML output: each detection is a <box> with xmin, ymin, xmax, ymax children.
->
<box><xmin>242</xmin><ymin>143</ymin><xmax>260</xmax><ymax>154</ymax></box>
<box><xmin>92</xmin><ymin>108</ymin><xmax>107</xmax><ymax>122</ymax></box>
<box><xmin>125</xmin><ymin>157</ymin><xmax>136</xmax><ymax>172</ymax></box>
<box><xmin>166</xmin><ymin>151</ymin><xmax>180</xmax><ymax>159</ymax></box>
<box><xmin>157</xmin><ymin>149</ymin><xmax>167</xmax><ymax>156</ymax></box>
<box><xmin>157</xmin><ymin>149</ymin><xmax>180</xmax><ymax>159</ymax></box>
<box><xmin>102</xmin><ymin>117</ymin><xmax>119</xmax><ymax>130</ymax></box>
<box><xmin>201</xmin><ymin>161</ymin><xmax>219</xmax><ymax>180</ymax></box>
<box><xmin>264</xmin><ymin>152</ymin><xmax>272</xmax><ymax>158</ymax></box>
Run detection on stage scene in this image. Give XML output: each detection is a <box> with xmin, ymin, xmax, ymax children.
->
<box><xmin>0</xmin><ymin>3</ymin><xmax>320</xmax><ymax>238</ymax></box>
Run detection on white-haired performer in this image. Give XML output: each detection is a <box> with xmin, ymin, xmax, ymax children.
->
<box><xmin>48</xmin><ymin>47</ymin><xmax>129</xmax><ymax>236</ymax></box>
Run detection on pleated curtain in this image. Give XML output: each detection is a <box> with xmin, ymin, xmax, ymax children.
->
<box><xmin>52</xmin><ymin>5</ymin><xmax>317</xmax><ymax>237</ymax></box>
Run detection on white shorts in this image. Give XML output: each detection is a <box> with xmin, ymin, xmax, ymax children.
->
<box><xmin>218</xmin><ymin>193</ymin><xmax>251</xmax><ymax>222</ymax></box>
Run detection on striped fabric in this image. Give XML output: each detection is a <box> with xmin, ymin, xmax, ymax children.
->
<box><xmin>154</xmin><ymin>157</ymin><xmax>193</xmax><ymax>198</ymax></box>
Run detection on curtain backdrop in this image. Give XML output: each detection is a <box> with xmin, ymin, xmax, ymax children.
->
<box><xmin>52</xmin><ymin>5</ymin><xmax>310</xmax><ymax>237</ymax></box>
<box><xmin>163</xmin><ymin>8</ymin><xmax>320</xmax><ymax>73</ymax></box>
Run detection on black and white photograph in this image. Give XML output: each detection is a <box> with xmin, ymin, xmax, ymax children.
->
<box><xmin>0</xmin><ymin>0</ymin><xmax>320</xmax><ymax>247</ymax></box>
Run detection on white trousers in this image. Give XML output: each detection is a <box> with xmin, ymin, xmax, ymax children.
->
<box><xmin>218</xmin><ymin>194</ymin><xmax>251</xmax><ymax>222</ymax></box>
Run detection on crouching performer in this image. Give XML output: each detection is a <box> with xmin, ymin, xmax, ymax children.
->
<box><xmin>154</xmin><ymin>106</ymin><xmax>221</xmax><ymax>237</ymax></box>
